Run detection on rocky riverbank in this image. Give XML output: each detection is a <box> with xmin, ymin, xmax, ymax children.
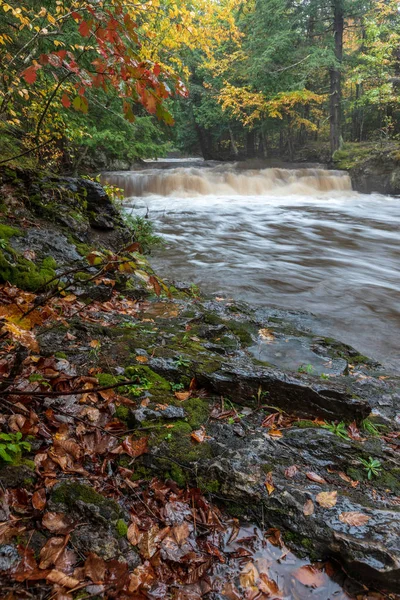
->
<box><xmin>0</xmin><ymin>168</ymin><xmax>399</xmax><ymax>598</ymax></box>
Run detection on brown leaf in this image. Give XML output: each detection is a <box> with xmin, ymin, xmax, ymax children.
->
<box><xmin>128</xmin><ymin>562</ymin><xmax>155</xmax><ymax>592</ymax></box>
<box><xmin>264</xmin><ymin>471</ymin><xmax>274</xmax><ymax>495</ymax></box>
<box><xmin>172</xmin><ymin>522</ymin><xmax>190</xmax><ymax>546</ymax></box>
<box><xmin>46</xmin><ymin>569</ymin><xmax>80</xmax><ymax>588</ymax></box>
<box><xmin>303</xmin><ymin>499</ymin><xmax>314</xmax><ymax>516</ymax></box>
<box><xmin>138</xmin><ymin>525</ymin><xmax>159</xmax><ymax>559</ymax></box>
<box><xmin>32</xmin><ymin>488</ymin><xmax>47</xmax><ymax>511</ymax></box>
<box><xmin>2</xmin><ymin>322</ymin><xmax>39</xmax><ymax>352</ymax></box>
<box><xmin>13</xmin><ymin>547</ymin><xmax>43</xmax><ymax>582</ymax></box>
<box><xmin>84</xmin><ymin>552</ymin><xmax>105</xmax><ymax>584</ymax></box>
<box><xmin>259</xmin><ymin>573</ymin><xmax>281</xmax><ymax>596</ymax></box>
<box><xmin>306</xmin><ymin>472</ymin><xmax>327</xmax><ymax>484</ymax></box>
<box><xmin>285</xmin><ymin>465</ymin><xmax>298</xmax><ymax>478</ymax></box>
<box><xmin>175</xmin><ymin>391</ymin><xmax>191</xmax><ymax>402</ymax></box>
<box><xmin>339</xmin><ymin>512</ymin><xmax>370</xmax><ymax>526</ymax></box>
<box><xmin>127</xmin><ymin>522</ymin><xmax>140</xmax><ymax>546</ymax></box>
<box><xmin>239</xmin><ymin>561</ymin><xmax>259</xmax><ymax>589</ymax></box>
<box><xmin>348</xmin><ymin>421</ymin><xmax>362</xmax><ymax>440</ymax></box>
<box><xmin>191</xmin><ymin>427</ymin><xmax>206</xmax><ymax>443</ymax></box>
<box><xmin>293</xmin><ymin>565</ymin><xmax>326</xmax><ymax>588</ymax></box>
<box><xmin>53</xmin><ymin>439</ymin><xmax>82</xmax><ymax>460</ymax></box>
<box><xmin>316</xmin><ymin>491</ymin><xmax>337</xmax><ymax>508</ymax></box>
<box><xmin>338</xmin><ymin>471</ymin><xmax>352</xmax><ymax>483</ymax></box>
<box><xmin>39</xmin><ymin>536</ymin><xmax>68</xmax><ymax>569</ymax></box>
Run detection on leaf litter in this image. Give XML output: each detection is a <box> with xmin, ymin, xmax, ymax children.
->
<box><xmin>0</xmin><ymin>281</ymin><xmax>393</xmax><ymax>599</ymax></box>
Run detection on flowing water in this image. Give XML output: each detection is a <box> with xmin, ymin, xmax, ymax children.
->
<box><xmin>104</xmin><ymin>163</ymin><xmax>400</xmax><ymax>371</ymax></box>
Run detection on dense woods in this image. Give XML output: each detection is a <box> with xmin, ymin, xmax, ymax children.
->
<box><xmin>1</xmin><ymin>1</ymin><xmax>399</xmax><ymax>168</ymax></box>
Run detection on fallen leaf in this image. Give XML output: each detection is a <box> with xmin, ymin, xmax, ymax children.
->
<box><xmin>306</xmin><ymin>472</ymin><xmax>327</xmax><ymax>484</ymax></box>
<box><xmin>259</xmin><ymin>572</ymin><xmax>281</xmax><ymax>596</ymax></box>
<box><xmin>264</xmin><ymin>472</ymin><xmax>274</xmax><ymax>495</ymax></box>
<box><xmin>268</xmin><ymin>428</ymin><xmax>283</xmax><ymax>437</ymax></box>
<box><xmin>175</xmin><ymin>391</ymin><xmax>191</xmax><ymax>402</ymax></box>
<box><xmin>39</xmin><ymin>536</ymin><xmax>68</xmax><ymax>569</ymax></box>
<box><xmin>23</xmin><ymin>249</ymin><xmax>36</xmax><ymax>261</ymax></box>
<box><xmin>338</xmin><ymin>471</ymin><xmax>352</xmax><ymax>483</ymax></box>
<box><xmin>316</xmin><ymin>491</ymin><xmax>337</xmax><ymax>508</ymax></box>
<box><xmin>258</xmin><ymin>328</ymin><xmax>274</xmax><ymax>342</ymax></box>
<box><xmin>172</xmin><ymin>522</ymin><xmax>190</xmax><ymax>545</ymax></box>
<box><xmin>32</xmin><ymin>488</ymin><xmax>47</xmax><ymax>510</ymax></box>
<box><xmin>303</xmin><ymin>499</ymin><xmax>314</xmax><ymax>516</ymax></box>
<box><xmin>136</xmin><ymin>355</ymin><xmax>148</xmax><ymax>363</ymax></box>
<box><xmin>239</xmin><ymin>561</ymin><xmax>259</xmax><ymax>589</ymax></box>
<box><xmin>191</xmin><ymin>427</ymin><xmax>206</xmax><ymax>443</ymax></box>
<box><xmin>285</xmin><ymin>465</ymin><xmax>298</xmax><ymax>478</ymax></box>
<box><xmin>84</xmin><ymin>552</ymin><xmax>105</xmax><ymax>584</ymax></box>
<box><xmin>46</xmin><ymin>569</ymin><xmax>80</xmax><ymax>588</ymax></box>
<box><xmin>42</xmin><ymin>512</ymin><xmax>74</xmax><ymax>534</ymax></box>
<box><xmin>2</xmin><ymin>322</ymin><xmax>39</xmax><ymax>352</ymax></box>
<box><xmin>138</xmin><ymin>525</ymin><xmax>159</xmax><ymax>559</ymax></box>
<box><xmin>294</xmin><ymin>565</ymin><xmax>326</xmax><ymax>588</ymax></box>
<box><xmin>339</xmin><ymin>512</ymin><xmax>370</xmax><ymax>526</ymax></box>
<box><xmin>127</xmin><ymin>522</ymin><xmax>140</xmax><ymax>546</ymax></box>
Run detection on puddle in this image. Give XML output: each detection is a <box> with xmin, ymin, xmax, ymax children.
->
<box><xmin>249</xmin><ymin>336</ymin><xmax>347</xmax><ymax>376</ymax></box>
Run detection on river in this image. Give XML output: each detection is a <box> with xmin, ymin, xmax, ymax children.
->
<box><xmin>104</xmin><ymin>162</ymin><xmax>400</xmax><ymax>372</ymax></box>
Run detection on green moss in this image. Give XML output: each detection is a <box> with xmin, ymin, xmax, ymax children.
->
<box><xmin>148</xmin><ymin>419</ymin><xmax>212</xmax><ymax>465</ymax></box>
<box><xmin>351</xmin><ymin>355</ymin><xmax>369</xmax><ymax>365</ymax></box>
<box><xmin>116</xmin><ymin>519</ymin><xmax>128</xmax><ymax>537</ymax></box>
<box><xmin>75</xmin><ymin>242</ymin><xmax>92</xmax><ymax>257</ymax></box>
<box><xmin>131</xmin><ymin>465</ymin><xmax>153</xmax><ymax>481</ymax></box>
<box><xmin>379</xmin><ymin>469</ymin><xmax>400</xmax><ymax>494</ymax></box>
<box><xmin>55</xmin><ymin>352</ymin><xmax>67</xmax><ymax>359</ymax></box>
<box><xmin>346</xmin><ymin>467</ymin><xmax>365</xmax><ymax>482</ymax></box>
<box><xmin>225</xmin><ymin>502</ymin><xmax>246</xmax><ymax>518</ymax></box>
<box><xmin>198</xmin><ymin>478</ymin><xmax>220</xmax><ymax>493</ymax></box>
<box><xmin>182</xmin><ymin>397</ymin><xmax>210</xmax><ymax>429</ymax></box>
<box><xmin>115</xmin><ymin>405</ymin><xmax>130</xmax><ymax>423</ymax></box>
<box><xmin>74</xmin><ymin>271</ymin><xmax>91</xmax><ymax>282</ymax></box>
<box><xmin>295</xmin><ymin>420</ymin><xmax>319</xmax><ymax>429</ymax></box>
<box><xmin>168</xmin><ymin>464</ymin><xmax>187</xmax><ymax>487</ymax></box>
<box><xmin>97</xmin><ymin>373</ymin><xmax>124</xmax><ymax>387</ymax></box>
<box><xmin>225</xmin><ymin>320</ymin><xmax>254</xmax><ymax>346</ymax></box>
<box><xmin>0</xmin><ymin>250</ymin><xmax>57</xmax><ymax>291</ymax></box>
<box><xmin>0</xmin><ymin>224</ymin><xmax>21</xmax><ymax>240</ymax></box>
<box><xmin>51</xmin><ymin>482</ymin><xmax>121</xmax><ymax>519</ymax></box>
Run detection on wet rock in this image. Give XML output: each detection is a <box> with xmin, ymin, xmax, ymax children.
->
<box><xmin>10</xmin><ymin>228</ymin><xmax>81</xmax><ymax>265</ymax></box>
<box><xmin>0</xmin><ymin>465</ymin><xmax>36</xmax><ymax>490</ymax></box>
<box><xmin>0</xmin><ymin>545</ymin><xmax>19</xmax><ymax>572</ymax></box>
<box><xmin>146</xmin><ymin>423</ymin><xmax>400</xmax><ymax>591</ymax></box>
<box><xmin>132</xmin><ymin>405</ymin><xmax>186</xmax><ymax>424</ymax></box>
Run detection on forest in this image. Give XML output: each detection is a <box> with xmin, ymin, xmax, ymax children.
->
<box><xmin>1</xmin><ymin>2</ymin><xmax>400</xmax><ymax>600</ymax></box>
<box><xmin>1</xmin><ymin>0</ymin><xmax>400</xmax><ymax>168</ymax></box>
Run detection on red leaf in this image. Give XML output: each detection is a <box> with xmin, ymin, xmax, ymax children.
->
<box><xmin>79</xmin><ymin>20</ymin><xmax>91</xmax><ymax>37</ymax></box>
<box><xmin>61</xmin><ymin>94</ymin><xmax>71</xmax><ymax>108</ymax></box>
<box><xmin>153</xmin><ymin>64</ymin><xmax>161</xmax><ymax>77</ymax></box>
<box><xmin>22</xmin><ymin>65</ymin><xmax>39</xmax><ymax>85</ymax></box>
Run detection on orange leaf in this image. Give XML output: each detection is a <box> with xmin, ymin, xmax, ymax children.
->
<box><xmin>316</xmin><ymin>491</ymin><xmax>337</xmax><ymax>508</ymax></box>
<box><xmin>306</xmin><ymin>472</ymin><xmax>327</xmax><ymax>484</ymax></box>
<box><xmin>191</xmin><ymin>427</ymin><xmax>206</xmax><ymax>443</ymax></box>
<box><xmin>303</xmin><ymin>499</ymin><xmax>314</xmax><ymax>516</ymax></box>
<box><xmin>78</xmin><ymin>20</ymin><xmax>91</xmax><ymax>37</ymax></box>
<box><xmin>127</xmin><ymin>522</ymin><xmax>140</xmax><ymax>546</ymax></box>
<box><xmin>264</xmin><ymin>472</ymin><xmax>274</xmax><ymax>495</ymax></box>
<box><xmin>293</xmin><ymin>565</ymin><xmax>326</xmax><ymax>588</ymax></box>
<box><xmin>174</xmin><ymin>391</ymin><xmax>190</xmax><ymax>402</ymax></box>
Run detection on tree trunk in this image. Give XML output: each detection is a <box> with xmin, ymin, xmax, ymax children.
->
<box><xmin>329</xmin><ymin>0</ymin><xmax>344</xmax><ymax>157</ymax></box>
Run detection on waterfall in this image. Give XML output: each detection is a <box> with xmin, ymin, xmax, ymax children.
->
<box><xmin>103</xmin><ymin>166</ymin><xmax>352</xmax><ymax>198</ymax></box>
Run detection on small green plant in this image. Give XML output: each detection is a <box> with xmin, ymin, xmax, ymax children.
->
<box><xmin>164</xmin><ymin>433</ymin><xmax>173</xmax><ymax>441</ymax></box>
<box><xmin>322</xmin><ymin>421</ymin><xmax>349</xmax><ymax>440</ymax></box>
<box><xmin>174</xmin><ymin>356</ymin><xmax>190</xmax><ymax>368</ymax></box>
<box><xmin>298</xmin><ymin>364</ymin><xmax>314</xmax><ymax>374</ymax></box>
<box><xmin>0</xmin><ymin>432</ymin><xmax>31</xmax><ymax>462</ymax></box>
<box><xmin>124</xmin><ymin>214</ymin><xmax>164</xmax><ymax>254</ymax></box>
<box><xmin>123</xmin><ymin>376</ymin><xmax>152</xmax><ymax>397</ymax></box>
<box><xmin>0</xmin><ymin>238</ymin><xmax>7</xmax><ymax>249</ymax></box>
<box><xmin>320</xmin><ymin>373</ymin><xmax>330</xmax><ymax>380</ymax></box>
<box><xmin>358</xmin><ymin>456</ymin><xmax>382</xmax><ymax>480</ymax></box>
<box><xmin>362</xmin><ymin>419</ymin><xmax>386</xmax><ymax>437</ymax></box>
<box><xmin>171</xmin><ymin>382</ymin><xmax>185</xmax><ymax>392</ymax></box>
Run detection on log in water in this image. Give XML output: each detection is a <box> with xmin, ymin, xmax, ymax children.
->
<box><xmin>104</xmin><ymin>163</ymin><xmax>400</xmax><ymax>371</ymax></box>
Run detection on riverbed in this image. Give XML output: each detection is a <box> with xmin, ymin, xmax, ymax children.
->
<box><xmin>104</xmin><ymin>162</ymin><xmax>400</xmax><ymax>372</ymax></box>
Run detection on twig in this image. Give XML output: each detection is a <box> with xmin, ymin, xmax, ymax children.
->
<box><xmin>0</xmin><ymin>138</ymin><xmax>55</xmax><ymax>166</ymax></box>
<box><xmin>0</xmin><ymin>379</ymin><xmax>140</xmax><ymax>397</ymax></box>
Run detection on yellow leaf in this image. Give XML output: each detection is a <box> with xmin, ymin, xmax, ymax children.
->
<box><xmin>316</xmin><ymin>491</ymin><xmax>337</xmax><ymax>508</ymax></box>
